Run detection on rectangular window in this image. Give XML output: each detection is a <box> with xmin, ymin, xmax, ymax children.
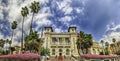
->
<box><xmin>65</xmin><ymin>38</ymin><xmax>70</xmax><ymax>45</ymax></box>
<box><xmin>52</xmin><ymin>37</ymin><xmax>57</xmax><ymax>44</ymax></box>
<box><xmin>59</xmin><ymin>38</ymin><xmax>62</xmax><ymax>45</ymax></box>
<box><xmin>52</xmin><ymin>49</ymin><xmax>55</xmax><ymax>55</ymax></box>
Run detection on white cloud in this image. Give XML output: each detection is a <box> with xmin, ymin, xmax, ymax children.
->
<box><xmin>0</xmin><ymin>0</ymin><xmax>4</xmax><ymax>20</ymax></box>
<box><xmin>0</xmin><ymin>0</ymin><xmax>84</xmax><ymax>46</ymax></box>
<box><xmin>0</xmin><ymin>32</ymin><xmax>4</xmax><ymax>39</ymax></box>
<box><xmin>57</xmin><ymin>0</ymin><xmax>73</xmax><ymax>15</ymax></box>
<box><xmin>100</xmin><ymin>24</ymin><xmax>120</xmax><ymax>44</ymax></box>
<box><xmin>100</xmin><ymin>32</ymin><xmax>120</xmax><ymax>44</ymax></box>
<box><xmin>110</xmin><ymin>25</ymin><xmax>120</xmax><ymax>31</ymax></box>
<box><xmin>59</xmin><ymin>16</ymin><xmax>72</xmax><ymax>27</ymax></box>
<box><xmin>0</xmin><ymin>0</ymin><xmax>51</xmax><ymax>46</ymax></box>
<box><xmin>54</xmin><ymin>28</ymin><xmax>63</xmax><ymax>33</ymax></box>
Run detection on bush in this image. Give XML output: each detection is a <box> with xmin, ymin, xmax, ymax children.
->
<box><xmin>116</xmin><ymin>50</ymin><xmax>120</xmax><ymax>55</ymax></box>
<box><xmin>40</xmin><ymin>47</ymin><xmax>50</xmax><ymax>56</ymax></box>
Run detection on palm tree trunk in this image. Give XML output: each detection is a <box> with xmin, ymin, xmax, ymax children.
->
<box><xmin>102</xmin><ymin>44</ymin><xmax>105</xmax><ymax>55</ymax></box>
<box><xmin>21</xmin><ymin>17</ymin><xmax>25</xmax><ymax>52</ymax></box>
<box><xmin>77</xmin><ymin>46</ymin><xmax>81</xmax><ymax>56</ymax></box>
<box><xmin>10</xmin><ymin>30</ymin><xmax>14</xmax><ymax>54</ymax></box>
<box><xmin>38</xmin><ymin>39</ymin><xmax>43</xmax><ymax>54</ymax></box>
<box><xmin>30</xmin><ymin>13</ymin><xmax>34</xmax><ymax>33</ymax></box>
<box><xmin>38</xmin><ymin>43</ymin><xmax>41</xmax><ymax>54</ymax></box>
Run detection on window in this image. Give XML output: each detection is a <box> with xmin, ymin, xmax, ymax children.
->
<box><xmin>52</xmin><ymin>49</ymin><xmax>55</xmax><ymax>55</ymax></box>
<box><xmin>93</xmin><ymin>49</ymin><xmax>96</xmax><ymax>54</ymax></box>
<box><xmin>59</xmin><ymin>49</ymin><xmax>62</xmax><ymax>53</ymax></box>
<box><xmin>72</xmin><ymin>29</ymin><xmax>74</xmax><ymax>31</ymax></box>
<box><xmin>65</xmin><ymin>38</ymin><xmax>70</xmax><ymax>45</ymax></box>
<box><xmin>59</xmin><ymin>38</ymin><xmax>62</xmax><ymax>45</ymax></box>
<box><xmin>47</xmin><ymin>29</ymin><xmax>49</xmax><ymax>31</ymax></box>
<box><xmin>52</xmin><ymin>37</ymin><xmax>57</xmax><ymax>44</ymax></box>
<box><xmin>66</xmin><ymin>49</ymin><xmax>70</xmax><ymax>55</ymax></box>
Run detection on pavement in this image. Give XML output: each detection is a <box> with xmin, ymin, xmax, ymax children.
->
<box><xmin>46</xmin><ymin>57</ymin><xmax>72</xmax><ymax>61</ymax></box>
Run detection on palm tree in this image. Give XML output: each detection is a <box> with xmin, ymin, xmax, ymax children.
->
<box><xmin>0</xmin><ymin>39</ymin><xmax>5</xmax><ymax>48</ymax></box>
<box><xmin>105</xmin><ymin>42</ymin><xmax>109</xmax><ymax>55</ymax></box>
<box><xmin>100</xmin><ymin>40</ymin><xmax>104</xmax><ymax>54</ymax></box>
<box><xmin>11</xmin><ymin>21</ymin><xmax>17</xmax><ymax>54</ymax></box>
<box><xmin>112</xmin><ymin>38</ymin><xmax>116</xmax><ymax>54</ymax></box>
<box><xmin>29</xmin><ymin>1</ymin><xmax>40</xmax><ymax>32</ymax></box>
<box><xmin>110</xmin><ymin>44</ymin><xmax>114</xmax><ymax>54</ymax></box>
<box><xmin>24</xmin><ymin>31</ymin><xmax>43</xmax><ymax>53</ymax></box>
<box><xmin>6</xmin><ymin>39</ymin><xmax>12</xmax><ymax>53</ymax></box>
<box><xmin>83</xmin><ymin>34</ymin><xmax>93</xmax><ymax>54</ymax></box>
<box><xmin>76</xmin><ymin>31</ymin><xmax>93</xmax><ymax>55</ymax></box>
<box><xmin>112</xmin><ymin>38</ymin><xmax>116</xmax><ymax>44</ymax></box>
<box><xmin>21</xmin><ymin>6</ymin><xmax>29</xmax><ymax>50</ymax></box>
<box><xmin>76</xmin><ymin>31</ymin><xmax>83</xmax><ymax>56</ymax></box>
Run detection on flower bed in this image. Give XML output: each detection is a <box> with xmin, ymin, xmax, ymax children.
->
<box><xmin>0</xmin><ymin>53</ymin><xmax>40</xmax><ymax>61</ymax></box>
<box><xmin>81</xmin><ymin>54</ymin><xmax>119</xmax><ymax>59</ymax></box>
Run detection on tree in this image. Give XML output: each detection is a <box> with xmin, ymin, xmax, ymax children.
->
<box><xmin>76</xmin><ymin>31</ymin><xmax>93</xmax><ymax>55</ymax></box>
<box><xmin>0</xmin><ymin>39</ymin><xmax>5</xmax><ymax>48</ymax></box>
<box><xmin>105</xmin><ymin>42</ymin><xmax>110</xmax><ymax>55</ymax></box>
<box><xmin>6</xmin><ymin>39</ymin><xmax>11</xmax><ymax>53</ymax></box>
<box><xmin>40</xmin><ymin>47</ymin><xmax>50</xmax><ymax>56</ymax></box>
<box><xmin>100</xmin><ymin>40</ymin><xmax>104</xmax><ymax>55</ymax></box>
<box><xmin>11</xmin><ymin>21</ymin><xmax>17</xmax><ymax>54</ymax></box>
<box><xmin>83</xmin><ymin>34</ymin><xmax>93</xmax><ymax>54</ymax></box>
<box><xmin>24</xmin><ymin>31</ymin><xmax>43</xmax><ymax>53</ymax></box>
<box><xmin>110</xmin><ymin>44</ymin><xmax>114</xmax><ymax>54</ymax></box>
<box><xmin>21</xmin><ymin>6</ymin><xmax>29</xmax><ymax>50</ymax></box>
<box><xmin>29</xmin><ymin>1</ymin><xmax>40</xmax><ymax>32</ymax></box>
<box><xmin>112</xmin><ymin>38</ymin><xmax>116</xmax><ymax>44</ymax></box>
<box><xmin>76</xmin><ymin>32</ymin><xmax>81</xmax><ymax>56</ymax></box>
<box><xmin>105</xmin><ymin>42</ymin><xmax>109</xmax><ymax>48</ymax></box>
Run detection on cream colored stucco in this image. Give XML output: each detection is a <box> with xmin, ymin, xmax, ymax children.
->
<box><xmin>42</xmin><ymin>27</ymin><xmax>78</xmax><ymax>57</ymax></box>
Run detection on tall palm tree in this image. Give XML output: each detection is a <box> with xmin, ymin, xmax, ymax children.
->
<box><xmin>6</xmin><ymin>39</ymin><xmax>12</xmax><ymax>54</ymax></box>
<box><xmin>11</xmin><ymin>21</ymin><xmax>17</xmax><ymax>54</ymax></box>
<box><xmin>112</xmin><ymin>38</ymin><xmax>116</xmax><ymax>44</ymax></box>
<box><xmin>29</xmin><ymin>1</ymin><xmax>40</xmax><ymax>33</ymax></box>
<box><xmin>83</xmin><ymin>34</ymin><xmax>93</xmax><ymax>54</ymax></box>
<box><xmin>76</xmin><ymin>31</ymin><xmax>83</xmax><ymax>56</ymax></box>
<box><xmin>110</xmin><ymin>44</ymin><xmax>114</xmax><ymax>54</ymax></box>
<box><xmin>76</xmin><ymin>31</ymin><xmax>93</xmax><ymax>55</ymax></box>
<box><xmin>105</xmin><ymin>42</ymin><xmax>109</xmax><ymax>55</ymax></box>
<box><xmin>112</xmin><ymin>38</ymin><xmax>116</xmax><ymax>54</ymax></box>
<box><xmin>21</xmin><ymin>6</ymin><xmax>29</xmax><ymax>50</ymax></box>
<box><xmin>100</xmin><ymin>40</ymin><xmax>104</xmax><ymax>54</ymax></box>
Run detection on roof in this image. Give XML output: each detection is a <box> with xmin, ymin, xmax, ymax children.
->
<box><xmin>44</xmin><ymin>26</ymin><xmax>53</xmax><ymax>32</ymax></box>
<box><xmin>68</xmin><ymin>26</ymin><xmax>76</xmax><ymax>32</ymax></box>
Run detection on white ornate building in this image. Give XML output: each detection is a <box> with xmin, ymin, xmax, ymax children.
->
<box><xmin>42</xmin><ymin>26</ymin><xmax>79</xmax><ymax>56</ymax></box>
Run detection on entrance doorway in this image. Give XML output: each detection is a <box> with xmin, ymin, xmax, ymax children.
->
<box><xmin>59</xmin><ymin>49</ymin><xmax>62</xmax><ymax>56</ymax></box>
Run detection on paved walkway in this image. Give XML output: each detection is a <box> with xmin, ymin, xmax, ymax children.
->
<box><xmin>46</xmin><ymin>57</ymin><xmax>72</xmax><ymax>61</ymax></box>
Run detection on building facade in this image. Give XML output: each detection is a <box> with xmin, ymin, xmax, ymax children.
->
<box><xmin>42</xmin><ymin>26</ymin><xmax>78</xmax><ymax>56</ymax></box>
<box><xmin>89</xmin><ymin>42</ymin><xmax>103</xmax><ymax>55</ymax></box>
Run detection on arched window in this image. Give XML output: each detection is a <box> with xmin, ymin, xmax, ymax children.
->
<box><xmin>52</xmin><ymin>49</ymin><xmax>55</xmax><ymax>55</ymax></box>
<box><xmin>59</xmin><ymin>49</ymin><xmax>62</xmax><ymax>53</ymax></box>
<box><xmin>66</xmin><ymin>49</ymin><xmax>70</xmax><ymax>55</ymax></box>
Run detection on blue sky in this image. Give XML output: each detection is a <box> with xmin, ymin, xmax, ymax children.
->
<box><xmin>0</xmin><ymin>0</ymin><xmax>120</xmax><ymax>46</ymax></box>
